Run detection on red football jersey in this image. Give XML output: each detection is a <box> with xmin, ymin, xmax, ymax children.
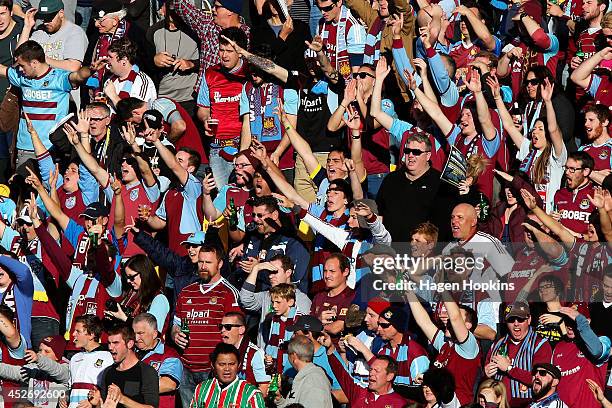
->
<box><xmin>554</xmin><ymin>183</ymin><xmax>596</xmax><ymax>234</ymax></box>
<box><xmin>174</xmin><ymin>279</ymin><xmax>240</xmax><ymax>372</ymax></box>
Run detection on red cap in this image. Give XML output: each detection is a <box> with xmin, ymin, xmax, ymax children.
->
<box><xmin>367</xmin><ymin>297</ymin><xmax>391</xmax><ymax>316</ymax></box>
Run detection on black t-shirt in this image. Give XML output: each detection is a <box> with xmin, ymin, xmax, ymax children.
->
<box><xmin>101</xmin><ymin>360</ymin><xmax>159</xmax><ymax>408</ymax></box>
<box><xmin>286</xmin><ymin>73</ymin><xmax>345</xmax><ymax>153</ymax></box>
<box><xmin>0</xmin><ymin>18</ymin><xmax>23</xmax><ymax>100</ymax></box>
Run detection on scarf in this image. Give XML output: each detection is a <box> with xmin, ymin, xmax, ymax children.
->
<box><xmin>363</xmin><ymin>17</ymin><xmax>384</xmax><ymax>66</ymax></box>
<box><xmin>265</xmin><ymin>306</ymin><xmax>299</xmax><ymax>373</ymax></box>
<box><xmin>492</xmin><ymin>328</ymin><xmax>547</xmax><ymax>399</ymax></box>
<box><xmin>319</xmin><ymin>6</ymin><xmax>352</xmax><ymax>80</ymax></box>
<box><xmin>88</xmin><ymin>19</ymin><xmax>130</xmax><ymax>90</ymax></box>
<box><xmin>245</xmin><ymin>82</ymin><xmax>283</xmax><ymax>143</ymax></box>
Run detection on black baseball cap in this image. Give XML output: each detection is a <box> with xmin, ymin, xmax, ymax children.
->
<box><xmin>142</xmin><ymin>110</ymin><xmax>164</xmax><ymax>130</ymax></box>
<box><xmin>79</xmin><ymin>202</ymin><xmax>110</xmax><ymax>219</ymax></box>
<box><xmin>287</xmin><ymin>315</ymin><xmax>324</xmax><ymax>333</ymax></box>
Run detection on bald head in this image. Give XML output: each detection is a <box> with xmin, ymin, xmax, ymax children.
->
<box><xmin>451</xmin><ymin>203</ymin><xmax>477</xmax><ymax>241</ymax></box>
<box><xmin>417</xmin><ymin>4</ymin><xmax>442</xmax><ymax>28</ymax></box>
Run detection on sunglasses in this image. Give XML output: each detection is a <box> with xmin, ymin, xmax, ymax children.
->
<box><xmin>404</xmin><ymin>148</ymin><xmax>431</xmax><ymax>156</ymax></box>
<box><xmin>355</xmin><ymin>72</ymin><xmax>375</xmax><ymax>79</ymax></box>
<box><xmin>218</xmin><ymin>323</ymin><xmax>242</xmax><ymax>331</ymax></box>
<box><xmin>90</xmin><ymin>116</ymin><xmax>109</xmax><ymax>122</ymax></box>
<box><xmin>126</xmin><ymin>272</ymin><xmax>140</xmax><ymax>281</ymax></box>
<box><xmin>524</xmin><ymin>78</ymin><xmax>541</xmax><ymax>87</ymax></box>
<box><xmin>532</xmin><ymin>369</ymin><xmax>551</xmax><ymax>377</ymax></box>
<box><xmin>234</xmin><ymin>162</ymin><xmax>252</xmax><ymax>169</ymax></box>
<box><xmin>378</xmin><ymin>322</ymin><xmax>393</xmax><ymax>329</ymax></box>
<box><xmin>317</xmin><ymin>3</ymin><xmax>336</xmax><ymax>11</ymax></box>
<box><xmin>185</xmin><ymin>243</ymin><xmax>201</xmax><ymax>249</ymax></box>
<box><xmin>507</xmin><ymin>316</ymin><xmax>527</xmax><ymax>323</ymax></box>
<box><xmin>122</xmin><ymin>157</ymin><xmax>137</xmax><ymax>166</ymax></box>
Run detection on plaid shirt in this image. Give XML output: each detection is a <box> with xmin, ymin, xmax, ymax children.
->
<box><xmin>173</xmin><ymin>0</ymin><xmax>250</xmax><ymax>90</ymax></box>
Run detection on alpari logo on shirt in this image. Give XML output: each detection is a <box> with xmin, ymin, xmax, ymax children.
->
<box><xmin>186</xmin><ymin>309</ymin><xmax>210</xmax><ymax>319</ymax></box>
<box><xmin>213</xmin><ymin>91</ymin><xmax>240</xmax><ymax>104</ymax></box>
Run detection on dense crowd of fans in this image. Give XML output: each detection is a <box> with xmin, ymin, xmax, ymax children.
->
<box><xmin>0</xmin><ymin>0</ymin><xmax>610</xmax><ymax>406</ymax></box>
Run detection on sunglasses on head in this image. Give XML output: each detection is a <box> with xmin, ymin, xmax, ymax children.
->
<box><xmin>317</xmin><ymin>3</ymin><xmax>336</xmax><ymax>11</ymax></box>
<box><xmin>525</xmin><ymin>78</ymin><xmax>541</xmax><ymax>87</ymax></box>
<box><xmin>378</xmin><ymin>322</ymin><xmax>393</xmax><ymax>329</ymax></box>
<box><xmin>218</xmin><ymin>323</ymin><xmax>242</xmax><ymax>331</ymax></box>
<box><xmin>404</xmin><ymin>147</ymin><xmax>430</xmax><ymax>156</ymax></box>
<box><xmin>507</xmin><ymin>316</ymin><xmax>527</xmax><ymax>323</ymax></box>
<box><xmin>355</xmin><ymin>71</ymin><xmax>375</xmax><ymax>79</ymax></box>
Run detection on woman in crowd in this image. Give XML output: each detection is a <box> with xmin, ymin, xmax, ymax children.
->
<box><xmin>106</xmin><ymin>254</ymin><xmax>169</xmax><ymax>332</ymax></box>
<box><xmin>488</xmin><ymin>75</ymin><xmax>566</xmax><ymax>213</ymax></box>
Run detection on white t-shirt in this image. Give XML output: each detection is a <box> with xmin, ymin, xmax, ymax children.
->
<box><xmin>518</xmin><ymin>138</ymin><xmax>567</xmax><ymax>213</ymax></box>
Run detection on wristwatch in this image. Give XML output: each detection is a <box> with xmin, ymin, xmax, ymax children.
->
<box><xmin>506</xmin><ymin>364</ymin><xmax>513</xmax><ymax>372</ymax></box>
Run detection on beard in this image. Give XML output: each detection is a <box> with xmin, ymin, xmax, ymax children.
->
<box><xmin>532</xmin><ymin>379</ymin><xmax>553</xmax><ymax>400</ymax></box>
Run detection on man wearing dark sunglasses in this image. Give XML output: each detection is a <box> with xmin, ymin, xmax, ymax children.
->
<box><xmin>316</xmin><ymin>0</ymin><xmax>366</xmax><ymax>80</ymax></box>
<box><xmin>373</xmin><ymin>306</ymin><xmax>430</xmax><ymax>385</ymax></box>
<box><xmin>485</xmin><ymin>302</ymin><xmax>553</xmax><ymax>408</ymax></box>
<box><xmin>218</xmin><ymin>311</ymin><xmax>270</xmax><ymax>394</ymax></box>
<box><xmin>529</xmin><ymin>363</ymin><xmax>566</xmax><ymax>407</ymax></box>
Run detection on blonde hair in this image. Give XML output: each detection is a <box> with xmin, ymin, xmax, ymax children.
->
<box><xmin>478</xmin><ymin>379</ymin><xmax>510</xmax><ymax>408</ymax></box>
<box><xmin>466</xmin><ymin>153</ymin><xmax>489</xmax><ymax>181</ymax></box>
<box><xmin>269</xmin><ymin>283</ymin><xmax>296</xmax><ymax>301</ymax></box>
<box><xmin>603</xmin><ymin>11</ymin><xmax>612</xmax><ymax>29</ymax></box>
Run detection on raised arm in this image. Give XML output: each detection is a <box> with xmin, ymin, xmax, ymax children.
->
<box><xmin>540</xmin><ymin>79</ymin><xmax>564</xmax><ymax>157</ymax></box>
<box><xmin>467</xmin><ymin>71</ymin><xmax>496</xmax><ymax>141</ymax></box>
<box><xmin>251</xmin><ymin>140</ymin><xmax>310</xmax><ymax>209</ymax></box>
<box><xmin>64</xmin><ymin>116</ymin><xmax>111</xmax><ymax>187</ymax></box>
<box><xmin>588</xmin><ymin>188</ymin><xmax>612</xmax><ymax>249</ymax></box>
<box><xmin>443</xmin><ymin>293</ymin><xmax>470</xmax><ymax>343</ymax></box>
<box><xmin>406</xmin><ymin>289</ymin><xmax>438</xmax><ymax>341</ymax></box>
<box><xmin>25</xmin><ymin>168</ymin><xmax>70</xmax><ymax>231</ymax></box>
<box><xmin>146</xmin><ymin>122</ymin><xmax>189</xmax><ymax>186</ymax></box>
<box><xmin>343</xmin><ymin>105</ymin><xmax>367</xmax><ymax>184</ymax></box>
<box><xmin>570</xmin><ymin>47</ymin><xmax>612</xmax><ymax>90</ymax></box>
<box><xmin>521</xmin><ymin>189</ymin><xmax>575</xmax><ymax>249</ymax></box>
<box><xmin>221</xmin><ymin>35</ymin><xmax>289</xmax><ymax>83</ymax></box>
<box><xmin>406</xmin><ymin>70</ymin><xmax>454</xmax><ymax>135</ymax></box>
<box><xmin>275</xmin><ymin>103</ymin><xmax>321</xmax><ymax>175</ymax></box>
<box><xmin>370</xmin><ymin>58</ymin><xmax>394</xmax><ymax>130</ymax></box>
<box><xmin>327</xmin><ymin>80</ymin><xmax>354</xmax><ymax>132</ymax></box>
<box><xmin>487</xmin><ymin>75</ymin><xmax>525</xmax><ymax>148</ymax></box>
<box><xmin>454</xmin><ymin>6</ymin><xmax>496</xmax><ymax>51</ymax></box>
<box><xmin>121</xmin><ymin>123</ymin><xmax>157</xmax><ymax>188</ymax></box>
<box><xmin>0</xmin><ymin>302</ymin><xmax>21</xmax><ymax>349</ymax></box>
<box><xmin>307</xmin><ymin>35</ymin><xmax>341</xmax><ymax>84</ymax></box>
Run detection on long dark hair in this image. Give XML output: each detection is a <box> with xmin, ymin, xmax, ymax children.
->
<box><xmin>529</xmin><ymin>117</ymin><xmax>552</xmax><ymax>185</ymax></box>
<box><xmin>123</xmin><ymin>255</ymin><xmax>163</xmax><ymax>312</ymax></box>
<box><xmin>520</xmin><ymin>65</ymin><xmax>556</xmax><ymax>103</ymax></box>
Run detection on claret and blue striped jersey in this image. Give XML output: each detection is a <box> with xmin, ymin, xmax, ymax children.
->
<box><xmin>7</xmin><ymin>66</ymin><xmax>72</xmax><ymax>151</ymax></box>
